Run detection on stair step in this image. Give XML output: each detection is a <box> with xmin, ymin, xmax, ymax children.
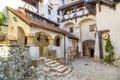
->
<box><xmin>54</xmin><ymin>65</ymin><xmax>64</xmax><ymax>70</ymax></box>
<box><xmin>45</xmin><ymin>60</ymin><xmax>56</xmax><ymax>66</ymax></box>
<box><xmin>49</xmin><ymin>63</ymin><xmax>60</xmax><ymax>67</ymax></box>
<box><xmin>57</xmin><ymin>66</ymin><xmax>68</xmax><ymax>73</ymax></box>
<box><xmin>63</xmin><ymin>68</ymin><xmax>72</xmax><ymax>75</ymax></box>
<box><xmin>45</xmin><ymin>59</ymin><xmax>52</xmax><ymax>62</ymax></box>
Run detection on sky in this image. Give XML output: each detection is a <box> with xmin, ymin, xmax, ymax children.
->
<box><xmin>0</xmin><ymin>0</ymin><xmax>24</xmax><ymax>11</ymax></box>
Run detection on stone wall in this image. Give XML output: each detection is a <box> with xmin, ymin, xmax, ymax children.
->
<box><xmin>0</xmin><ymin>45</ymin><xmax>31</xmax><ymax>80</ymax></box>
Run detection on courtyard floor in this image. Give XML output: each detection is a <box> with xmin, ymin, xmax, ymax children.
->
<box><xmin>59</xmin><ymin>57</ymin><xmax>120</xmax><ymax>80</ymax></box>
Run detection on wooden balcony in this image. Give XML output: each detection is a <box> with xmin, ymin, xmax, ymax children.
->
<box><xmin>61</xmin><ymin>8</ymin><xmax>89</xmax><ymax>22</ymax></box>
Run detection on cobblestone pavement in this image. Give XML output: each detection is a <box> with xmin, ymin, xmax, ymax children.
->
<box><xmin>60</xmin><ymin>57</ymin><xmax>120</xmax><ymax>80</ymax></box>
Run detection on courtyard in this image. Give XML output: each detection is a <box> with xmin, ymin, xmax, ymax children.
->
<box><xmin>27</xmin><ymin>57</ymin><xmax>120</xmax><ymax>80</ymax></box>
<box><xmin>58</xmin><ymin>57</ymin><xmax>120</xmax><ymax>80</ymax></box>
<box><xmin>0</xmin><ymin>0</ymin><xmax>120</xmax><ymax>80</ymax></box>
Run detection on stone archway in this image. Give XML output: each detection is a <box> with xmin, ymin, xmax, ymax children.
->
<box><xmin>64</xmin><ymin>22</ymin><xmax>75</xmax><ymax>33</ymax></box>
<box><xmin>78</xmin><ymin>18</ymin><xmax>96</xmax><ymax>57</ymax></box>
<box><xmin>82</xmin><ymin>40</ymin><xmax>95</xmax><ymax>57</ymax></box>
<box><xmin>34</xmin><ymin>32</ymin><xmax>52</xmax><ymax>57</ymax></box>
<box><xmin>17</xmin><ymin>27</ymin><xmax>25</xmax><ymax>46</ymax></box>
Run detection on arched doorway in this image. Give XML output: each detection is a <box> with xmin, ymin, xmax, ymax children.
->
<box><xmin>17</xmin><ymin>27</ymin><xmax>25</xmax><ymax>46</ymax></box>
<box><xmin>82</xmin><ymin>40</ymin><xmax>95</xmax><ymax>57</ymax></box>
<box><xmin>34</xmin><ymin>32</ymin><xmax>52</xmax><ymax>57</ymax></box>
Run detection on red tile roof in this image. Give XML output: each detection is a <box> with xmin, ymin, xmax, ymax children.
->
<box><xmin>7</xmin><ymin>7</ymin><xmax>78</xmax><ymax>40</ymax></box>
<box><xmin>19</xmin><ymin>7</ymin><xmax>59</xmax><ymax>26</ymax></box>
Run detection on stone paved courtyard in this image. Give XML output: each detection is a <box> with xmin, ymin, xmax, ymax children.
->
<box><xmin>59</xmin><ymin>57</ymin><xmax>120</xmax><ymax>80</ymax></box>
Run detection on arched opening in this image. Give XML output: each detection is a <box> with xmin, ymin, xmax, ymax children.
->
<box><xmin>82</xmin><ymin>40</ymin><xmax>95</xmax><ymax>58</ymax></box>
<box><xmin>64</xmin><ymin>22</ymin><xmax>75</xmax><ymax>33</ymax></box>
<box><xmin>34</xmin><ymin>32</ymin><xmax>52</xmax><ymax>57</ymax></box>
<box><xmin>54</xmin><ymin>35</ymin><xmax>62</xmax><ymax>46</ymax></box>
<box><xmin>17</xmin><ymin>27</ymin><xmax>25</xmax><ymax>46</ymax></box>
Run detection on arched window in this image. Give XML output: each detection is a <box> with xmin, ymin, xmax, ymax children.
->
<box><xmin>55</xmin><ymin>37</ymin><xmax>60</xmax><ymax>46</ymax></box>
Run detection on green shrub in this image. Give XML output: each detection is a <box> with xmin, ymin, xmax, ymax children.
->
<box><xmin>0</xmin><ymin>12</ymin><xmax>6</xmax><ymax>24</ymax></box>
<box><xmin>104</xmin><ymin>38</ymin><xmax>114</xmax><ymax>62</ymax></box>
<box><xmin>105</xmin><ymin>38</ymin><xmax>113</xmax><ymax>52</ymax></box>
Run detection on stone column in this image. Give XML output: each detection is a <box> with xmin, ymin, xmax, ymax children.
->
<box><xmin>49</xmin><ymin>38</ymin><xmax>54</xmax><ymax>46</ymax></box>
<box><xmin>27</xmin><ymin>36</ymin><xmax>34</xmax><ymax>46</ymax></box>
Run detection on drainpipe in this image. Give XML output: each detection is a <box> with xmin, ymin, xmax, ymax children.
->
<box><xmin>64</xmin><ymin>34</ymin><xmax>66</xmax><ymax>60</ymax></box>
<box><xmin>77</xmin><ymin>39</ymin><xmax>79</xmax><ymax>58</ymax></box>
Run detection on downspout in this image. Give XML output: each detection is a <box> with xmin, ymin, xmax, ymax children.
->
<box><xmin>64</xmin><ymin>34</ymin><xmax>66</xmax><ymax>60</ymax></box>
<box><xmin>77</xmin><ymin>39</ymin><xmax>79</xmax><ymax>58</ymax></box>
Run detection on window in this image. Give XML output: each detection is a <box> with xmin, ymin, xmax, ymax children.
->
<box><xmin>89</xmin><ymin>25</ymin><xmax>95</xmax><ymax>32</ymax></box>
<box><xmin>25</xmin><ymin>36</ymin><xmax>27</xmax><ymax>45</ymax></box>
<box><xmin>70</xmin><ymin>27</ymin><xmax>73</xmax><ymax>33</ymax></box>
<box><xmin>57</xmin><ymin>10</ymin><xmax>60</xmax><ymax>15</ymax></box>
<box><xmin>48</xmin><ymin>9</ymin><xmax>51</xmax><ymax>15</ymax></box>
<box><xmin>57</xmin><ymin>18</ymin><xmax>60</xmax><ymax>23</ymax></box>
<box><xmin>55</xmin><ymin>37</ymin><xmax>60</xmax><ymax>46</ymax></box>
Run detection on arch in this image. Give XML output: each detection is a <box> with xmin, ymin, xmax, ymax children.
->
<box><xmin>34</xmin><ymin>32</ymin><xmax>52</xmax><ymax>47</ymax></box>
<box><xmin>82</xmin><ymin>40</ymin><xmax>95</xmax><ymax>57</ymax></box>
<box><xmin>64</xmin><ymin>22</ymin><xmax>75</xmax><ymax>33</ymax></box>
<box><xmin>34</xmin><ymin>31</ymin><xmax>53</xmax><ymax>57</ymax></box>
<box><xmin>54</xmin><ymin>35</ymin><xmax>62</xmax><ymax>46</ymax></box>
<box><xmin>64</xmin><ymin>22</ymin><xmax>75</xmax><ymax>27</ymax></box>
<box><xmin>17</xmin><ymin>27</ymin><xmax>25</xmax><ymax>46</ymax></box>
<box><xmin>79</xmin><ymin>18</ymin><xmax>95</xmax><ymax>26</ymax></box>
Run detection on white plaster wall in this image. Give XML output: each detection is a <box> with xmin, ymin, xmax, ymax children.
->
<box><xmin>96</xmin><ymin>3</ymin><xmax>120</xmax><ymax>59</ymax></box>
<box><xmin>80</xmin><ymin>20</ymin><xmax>96</xmax><ymax>41</ymax></box>
<box><xmin>94</xmin><ymin>33</ymin><xmax>100</xmax><ymax>60</ymax></box>
<box><xmin>43</xmin><ymin>0</ymin><xmax>61</xmax><ymax>23</ymax></box>
<box><xmin>29</xmin><ymin>47</ymin><xmax>39</xmax><ymax>60</ymax></box>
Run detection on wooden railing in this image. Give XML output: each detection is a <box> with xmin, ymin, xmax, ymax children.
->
<box><xmin>62</xmin><ymin>9</ymin><xmax>89</xmax><ymax>21</ymax></box>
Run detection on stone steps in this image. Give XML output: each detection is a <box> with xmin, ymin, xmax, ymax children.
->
<box><xmin>57</xmin><ymin>66</ymin><xmax>68</xmax><ymax>73</ymax></box>
<box><xmin>37</xmin><ymin>58</ymin><xmax>72</xmax><ymax>76</ymax></box>
<box><xmin>45</xmin><ymin>60</ymin><xmax>56</xmax><ymax>66</ymax></box>
<box><xmin>45</xmin><ymin>58</ymin><xmax>52</xmax><ymax>62</ymax></box>
<box><xmin>63</xmin><ymin>68</ymin><xmax>72</xmax><ymax>75</ymax></box>
<box><xmin>49</xmin><ymin>62</ymin><xmax>60</xmax><ymax>67</ymax></box>
<box><xmin>54</xmin><ymin>65</ymin><xmax>64</xmax><ymax>71</ymax></box>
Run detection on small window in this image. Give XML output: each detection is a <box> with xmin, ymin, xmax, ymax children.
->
<box><xmin>25</xmin><ymin>36</ymin><xmax>27</xmax><ymax>45</ymax></box>
<box><xmin>55</xmin><ymin>37</ymin><xmax>60</xmax><ymax>46</ymax></box>
<box><xmin>48</xmin><ymin>9</ymin><xmax>51</xmax><ymax>15</ymax></box>
<box><xmin>57</xmin><ymin>18</ymin><xmax>60</xmax><ymax>23</ymax></box>
<box><xmin>89</xmin><ymin>25</ymin><xmax>95</xmax><ymax>32</ymax></box>
<box><xmin>57</xmin><ymin>10</ymin><xmax>60</xmax><ymax>15</ymax></box>
<box><xmin>70</xmin><ymin>27</ymin><xmax>73</xmax><ymax>33</ymax></box>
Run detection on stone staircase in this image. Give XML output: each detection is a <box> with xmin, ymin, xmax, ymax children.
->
<box><xmin>44</xmin><ymin>58</ymin><xmax>72</xmax><ymax>75</ymax></box>
<box><xmin>29</xmin><ymin>57</ymin><xmax>73</xmax><ymax>80</ymax></box>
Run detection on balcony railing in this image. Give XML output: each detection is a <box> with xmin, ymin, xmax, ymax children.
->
<box><xmin>62</xmin><ymin>9</ymin><xmax>89</xmax><ymax>21</ymax></box>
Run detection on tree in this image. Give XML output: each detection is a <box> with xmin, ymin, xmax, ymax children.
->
<box><xmin>0</xmin><ymin>12</ymin><xmax>6</xmax><ymax>25</ymax></box>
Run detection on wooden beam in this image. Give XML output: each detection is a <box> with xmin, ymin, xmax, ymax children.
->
<box><xmin>98</xmin><ymin>31</ymin><xmax>103</xmax><ymax>59</ymax></box>
<box><xmin>98</xmin><ymin>0</ymin><xmax>101</xmax><ymax>12</ymax></box>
